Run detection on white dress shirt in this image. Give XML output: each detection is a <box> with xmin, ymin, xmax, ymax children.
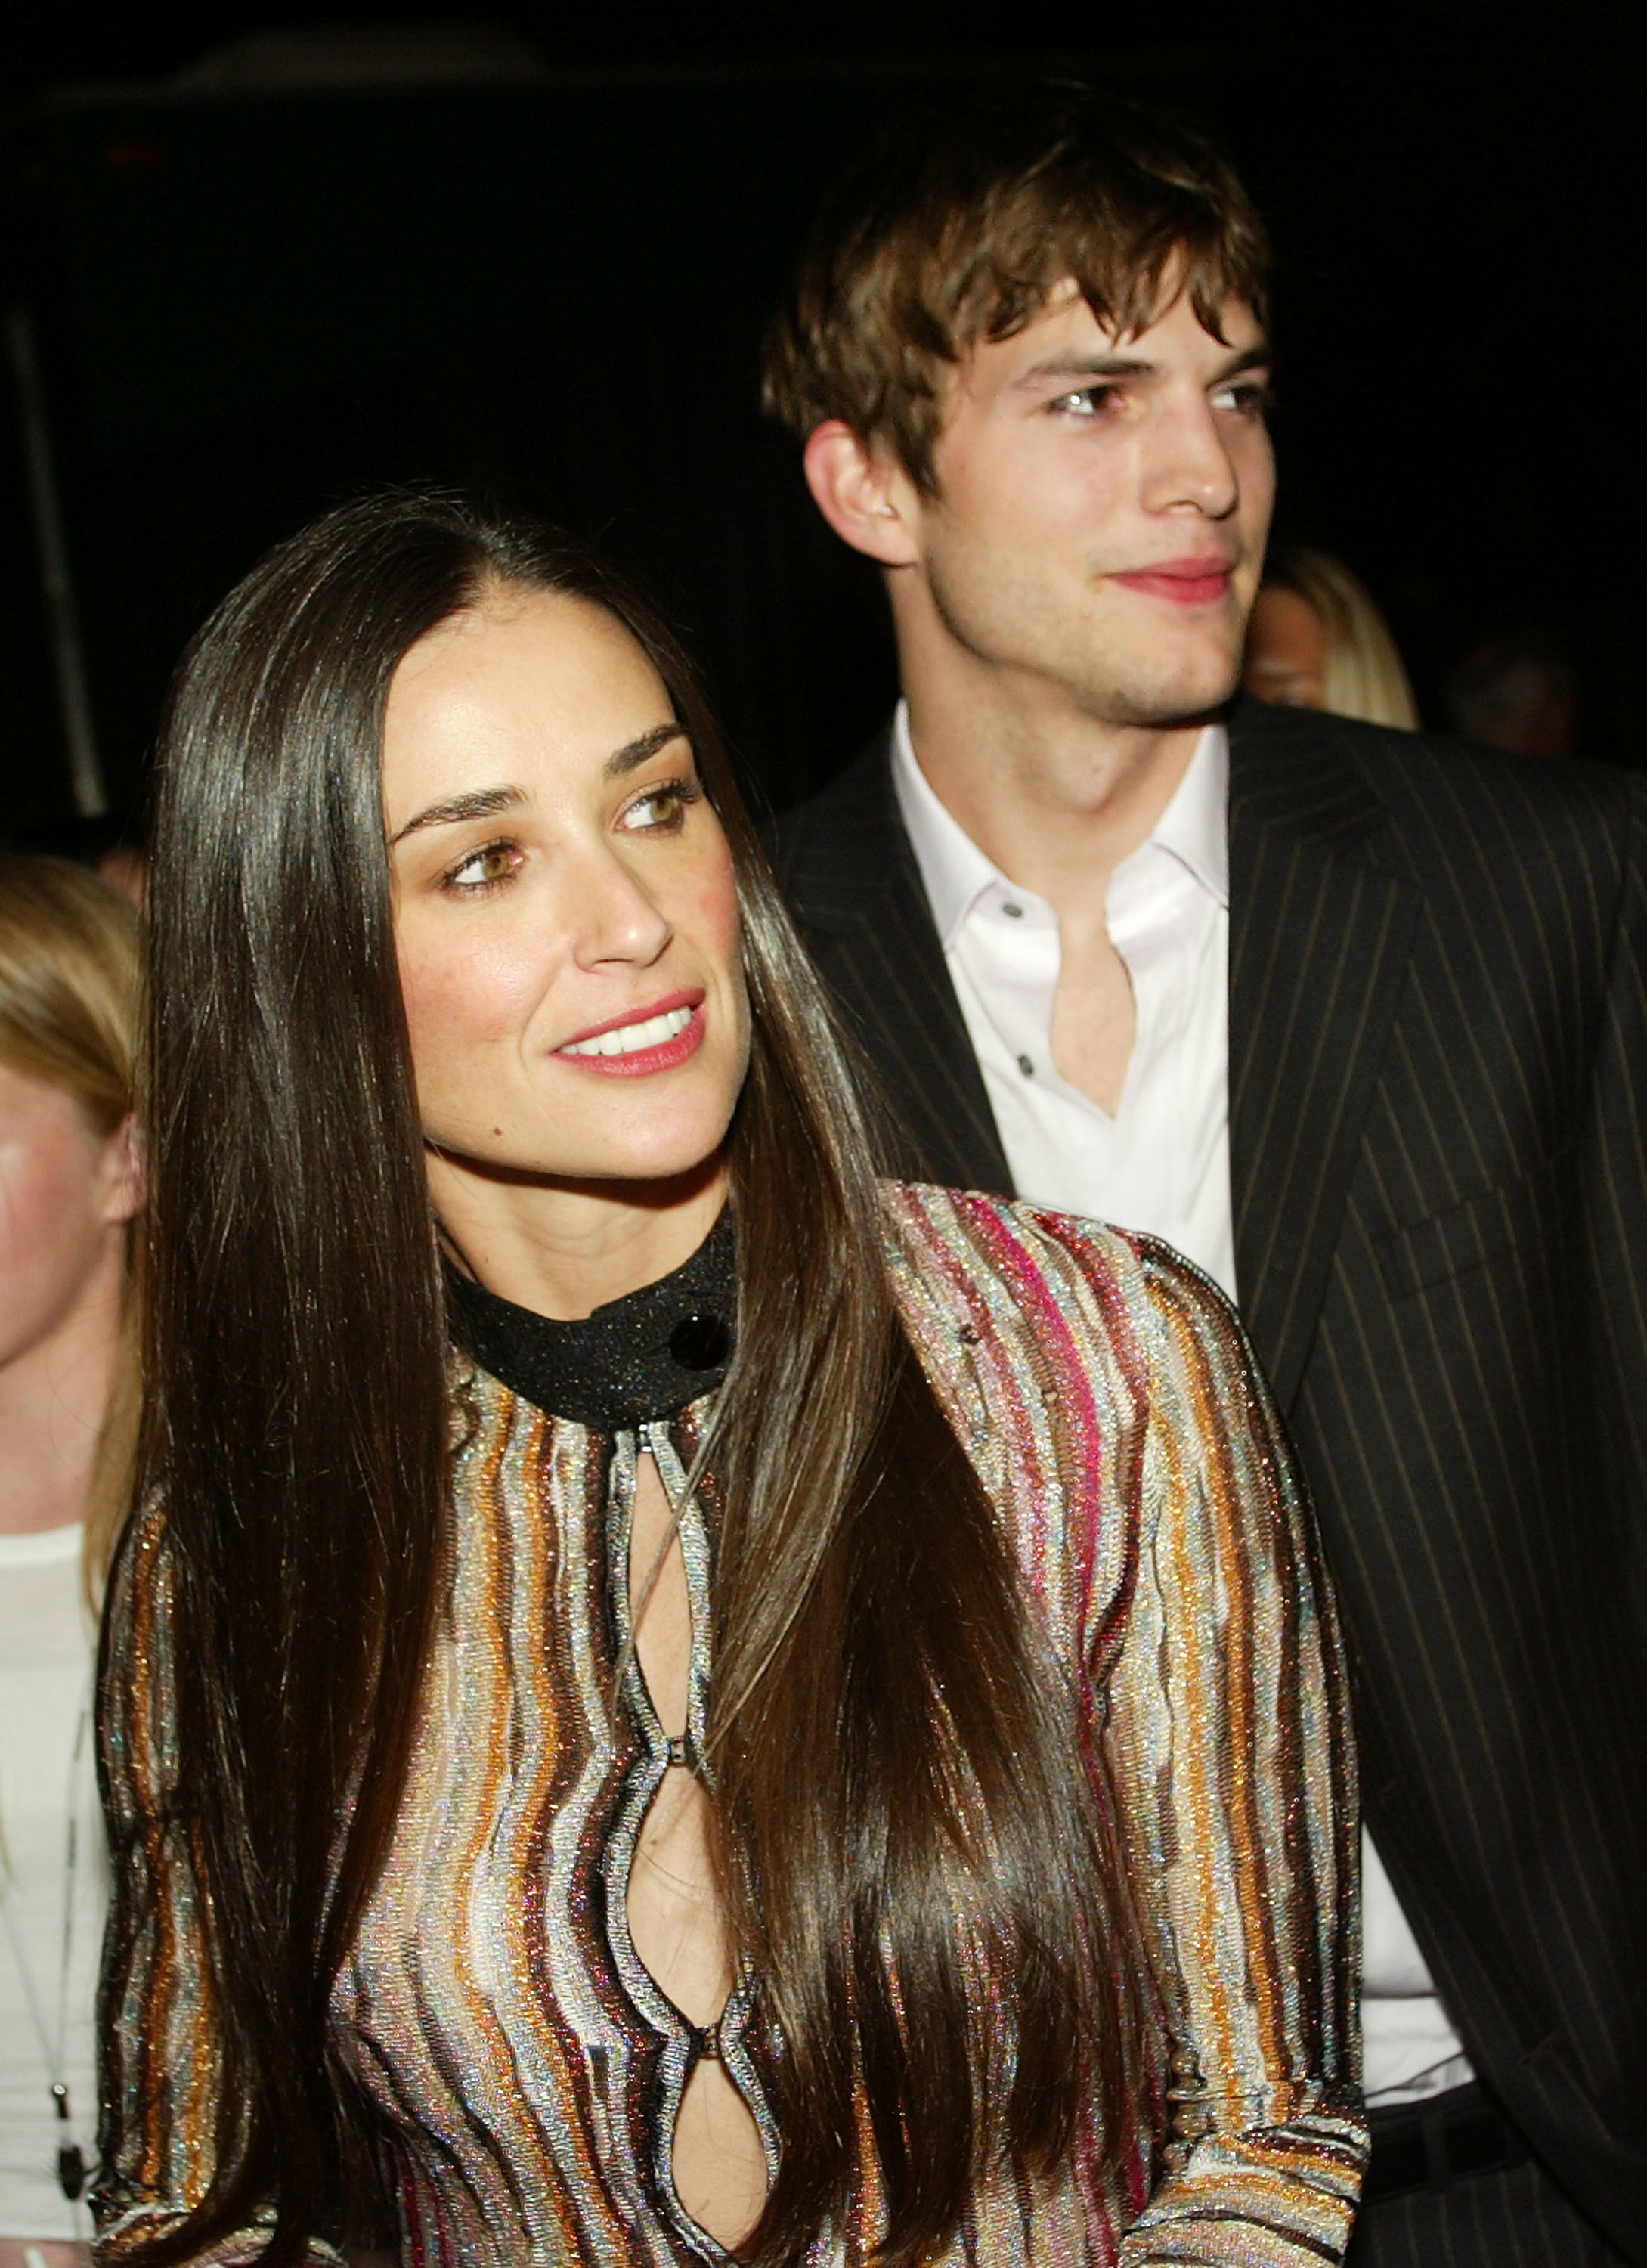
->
<box><xmin>893</xmin><ymin>698</ymin><xmax>1474</xmax><ymax>2105</ymax></box>
<box><xmin>893</xmin><ymin>705</ymin><xmax>1237</xmax><ymax>1297</ymax></box>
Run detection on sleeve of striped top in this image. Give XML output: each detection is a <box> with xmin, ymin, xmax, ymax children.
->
<box><xmin>91</xmin><ymin>1503</ymin><xmax>345</xmax><ymax>2268</ymax></box>
<box><xmin>1100</xmin><ymin>1233</ymin><xmax>1367</xmax><ymax>2263</ymax></box>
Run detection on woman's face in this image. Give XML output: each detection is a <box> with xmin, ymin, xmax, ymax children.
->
<box><xmin>1243</xmin><ymin>585</ymin><xmax>1328</xmax><ymax>710</ymax></box>
<box><xmin>0</xmin><ymin>1063</ymin><xmax>136</xmax><ymax>1375</ymax></box>
<box><xmin>383</xmin><ymin>589</ymin><xmax>749</xmax><ymax>1200</ymax></box>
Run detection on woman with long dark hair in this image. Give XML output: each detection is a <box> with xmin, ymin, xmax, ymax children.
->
<box><xmin>95</xmin><ymin>494</ymin><xmax>1363</xmax><ymax>2268</ymax></box>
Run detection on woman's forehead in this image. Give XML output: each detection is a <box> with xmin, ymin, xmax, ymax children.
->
<box><xmin>395</xmin><ymin>584</ymin><xmax>643</xmax><ymax>685</ymax></box>
<box><xmin>382</xmin><ymin>593</ymin><xmax>676</xmax><ymax>826</ymax></box>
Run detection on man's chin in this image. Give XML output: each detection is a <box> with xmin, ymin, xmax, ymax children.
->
<box><xmin>1090</xmin><ymin>659</ymin><xmax>1243</xmax><ymax>732</ymax></box>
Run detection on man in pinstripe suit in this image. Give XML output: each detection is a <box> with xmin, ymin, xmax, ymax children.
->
<box><xmin>763</xmin><ymin>84</ymin><xmax>1645</xmax><ymax>2267</ymax></box>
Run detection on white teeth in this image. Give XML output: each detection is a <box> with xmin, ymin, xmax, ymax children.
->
<box><xmin>561</xmin><ymin>1005</ymin><xmax>693</xmax><ymax>1058</ymax></box>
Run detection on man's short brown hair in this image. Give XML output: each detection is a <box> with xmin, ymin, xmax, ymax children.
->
<box><xmin>762</xmin><ymin>81</ymin><xmax>1270</xmax><ymax>493</ymax></box>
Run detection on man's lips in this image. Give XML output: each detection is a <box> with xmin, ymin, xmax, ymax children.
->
<box><xmin>1110</xmin><ymin>557</ymin><xmax>1236</xmax><ymax>607</ymax></box>
<box><xmin>553</xmin><ymin>989</ymin><xmax>707</xmax><ymax>1077</ymax></box>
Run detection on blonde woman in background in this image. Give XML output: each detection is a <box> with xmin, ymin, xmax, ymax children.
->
<box><xmin>1244</xmin><ymin>547</ymin><xmax>1421</xmax><ymax>730</ymax></box>
<box><xmin>1</xmin><ymin>857</ymin><xmax>141</xmax><ymax>2268</ymax></box>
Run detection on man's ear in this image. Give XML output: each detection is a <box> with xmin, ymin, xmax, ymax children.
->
<box><xmin>802</xmin><ymin>421</ymin><xmax>923</xmax><ymax>569</ymax></box>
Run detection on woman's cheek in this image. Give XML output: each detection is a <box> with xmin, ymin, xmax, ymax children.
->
<box><xmin>400</xmin><ymin>925</ymin><xmax>523</xmax><ymax>1066</ymax></box>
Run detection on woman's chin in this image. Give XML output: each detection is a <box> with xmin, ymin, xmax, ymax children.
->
<box><xmin>426</xmin><ymin>1132</ymin><xmax>729</xmax><ymax>1205</ymax></box>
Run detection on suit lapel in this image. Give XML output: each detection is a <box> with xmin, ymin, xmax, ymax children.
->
<box><xmin>772</xmin><ymin>733</ymin><xmax>1012</xmax><ymax>1193</ymax></box>
<box><xmin>1228</xmin><ymin>702</ymin><xmax>1420</xmax><ymax>1412</ymax></box>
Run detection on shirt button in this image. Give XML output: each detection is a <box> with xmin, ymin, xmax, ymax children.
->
<box><xmin>1017</xmin><ymin>1054</ymin><xmax>1035</xmax><ymax>1077</ymax></box>
<box><xmin>1002</xmin><ymin>901</ymin><xmax>1023</xmax><ymax>919</ymax></box>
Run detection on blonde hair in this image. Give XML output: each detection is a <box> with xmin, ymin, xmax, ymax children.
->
<box><xmin>1266</xmin><ymin>549</ymin><xmax>1419</xmax><ymax>732</ymax></box>
<box><xmin>0</xmin><ymin>853</ymin><xmax>142</xmax><ymax>1592</ymax></box>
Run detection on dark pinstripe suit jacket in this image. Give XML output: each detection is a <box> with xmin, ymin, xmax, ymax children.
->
<box><xmin>771</xmin><ymin>696</ymin><xmax>1647</xmax><ymax>2261</ymax></box>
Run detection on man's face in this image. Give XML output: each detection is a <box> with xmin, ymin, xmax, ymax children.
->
<box><xmin>899</xmin><ymin>283</ymin><xmax>1274</xmax><ymax>727</ymax></box>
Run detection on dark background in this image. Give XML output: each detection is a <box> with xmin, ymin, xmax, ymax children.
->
<box><xmin>0</xmin><ymin>5</ymin><xmax>1636</xmax><ymax>836</ymax></box>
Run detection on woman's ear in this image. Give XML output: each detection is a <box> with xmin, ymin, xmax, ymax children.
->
<box><xmin>99</xmin><ymin>1111</ymin><xmax>144</xmax><ymax>1228</ymax></box>
<box><xmin>801</xmin><ymin>421</ymin><xmax>924</xmax><ymax>570</ymax></box>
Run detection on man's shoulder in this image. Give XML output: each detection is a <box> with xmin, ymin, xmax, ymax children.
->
<box><xmin>765</xmin><ymin>721</ymin><xmax>904</xmax><ymax>918</ymax></box>
<box><xmin>1229</xmin><ymin>696</ymin><xmax>1645</xmax><ymax>882</ymax></box>
<box><xmin>765</xmin><ymin>696</ymin><xmax>1647</xmax><ymax>919</ymax></box>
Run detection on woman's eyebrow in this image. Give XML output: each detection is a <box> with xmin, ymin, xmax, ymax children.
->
<box><xmin>391</xmin><ymin>727</ymin><xmax>687</xmax><ymax>842</ymax></box>
<box><xmin>603</xmin><ymin>723</ymin><xmax>689</xmax><ymax>779</ymax></box>
<box><xmin>391</xmin><ymin>785</ymin><xmax>524</xmax><ymax>844</ymax></box>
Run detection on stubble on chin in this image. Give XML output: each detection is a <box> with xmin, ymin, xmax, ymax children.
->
<box><xmin>924</xmin><ymin>546</ymin><xmax>1245</xmax><ymax>733</ymax></box>
<box><xmin>1083</xmin><ymin>645</ymin><xmax>1243</xmax><ymax>730</ymax></box>
<box><xmin>1022</xmin><ymin>603</ymin><xmax>1247</xmax><ymax>734</ymax></box>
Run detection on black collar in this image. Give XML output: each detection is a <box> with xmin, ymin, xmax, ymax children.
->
<box><xmin>445</xmin><ymin>1210</ymin><xmax>736</xmax><ymax>1431</ymax></box>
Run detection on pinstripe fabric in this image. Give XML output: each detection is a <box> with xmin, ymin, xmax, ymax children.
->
<box><xmin>766</xmin><ymin>725</ymin><xmax>1011</xmax><ymax>1194</ymax></box>
<box><xmin>93</xmin><ymin>1191</ymin><xmax>1364</xmax><ymax>2265</ymax></box>
<box><xmin>772</xmin><ymin>699</ymin><xmax>1647</xmax><ymax>2265</ymax></box>
<box><xmin>1346</xmin><ymin>2155</ymin><xmax>1620</xmax><ymax>2268</ymax></box>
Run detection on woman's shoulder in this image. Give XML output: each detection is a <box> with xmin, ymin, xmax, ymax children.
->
<box><xmin>874</xmin><ymin>1187</ymin><xmax>1273</xmax><ymax>1631</ymax></box>
<box><xmin>875</xmin><ymin>1180</ymin><xmax>1265</xmax><ymax>1455</ymax></box>
<box><xmin>876</xmin><ymin>1179</ymin><xmax>1240</xmax><ymax>1343</ymax></box>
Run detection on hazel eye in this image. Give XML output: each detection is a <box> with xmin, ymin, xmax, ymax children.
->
<box><xmin>444</xmin><ymin>841</ymin><xmax>520</xmax><ymax>893</ymax></box>
<box><xmin>621</xmin><ymin>778</ymin><xmax>701</xmax><ymax>832</ymax></box>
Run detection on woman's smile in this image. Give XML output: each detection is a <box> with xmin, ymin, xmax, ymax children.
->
<box><xmin>554</xmin><ymin>988</ymin><xmax>707</xmax><ymax>1072</ymax></box>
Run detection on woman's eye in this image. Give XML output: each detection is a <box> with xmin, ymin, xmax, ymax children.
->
<box><xmin>621</xmin><ymin>778</ymin><xmax>701</xmax><ymax>833</ymax></box>
<box><xmin>444</xmin><ymin>841</ymin><xmax>520</xmax><ymax>893</ymax></box>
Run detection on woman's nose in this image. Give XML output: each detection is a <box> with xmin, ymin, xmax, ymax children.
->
<box><xmin>568</xmin><ymin>844</ymin><xmax>674</xmax><ymax>969</ymax></box>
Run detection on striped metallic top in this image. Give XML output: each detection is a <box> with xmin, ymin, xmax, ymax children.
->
<box><xmin>94</xmin><ymin>1185</ymin><xmax>1366</xmax><ymax>2264</ymax></box>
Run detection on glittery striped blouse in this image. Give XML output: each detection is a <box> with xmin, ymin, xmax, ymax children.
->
<box><xmin>94</xmin><ymin>1185</ymin><xmax>1367</xmax><ymax>2266</ymax></box>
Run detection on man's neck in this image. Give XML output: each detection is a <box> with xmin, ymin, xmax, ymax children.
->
<box><xmin>901</xmin><ymin>668</ymin><xmax>1209</xmax><ymax>919</ymax></box>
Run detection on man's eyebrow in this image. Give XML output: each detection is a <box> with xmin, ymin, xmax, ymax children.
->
<box><xmin>1012</xmin><ymin>341</ymin><xmax>1274</xmax><ymax>389</ymax></box>
<box><xmin>603</xmin><ymin>722</ymin><xmax>689</xmax><ymax>779</ymax></box>
<box><xmin>1012</xmin><ymin>353</ymin><xmax>1158</xmax><ymax>389</ymax></box>
<box><xmin>1209</xmin><ymin>342</ymin><xmax>1274</xmax><ymax>383</ymax></box>
<box><xmin>391</xmin><ymin>785</ymin><xmax>525</xmax><ymax>844</ymax></box>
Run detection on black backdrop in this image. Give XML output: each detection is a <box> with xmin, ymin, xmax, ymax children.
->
<box><xmin>0</xmin><ymin>21</ymin><xmax>1637</xmax><ymax>835</ymax></box>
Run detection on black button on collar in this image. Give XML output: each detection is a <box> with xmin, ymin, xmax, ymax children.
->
<box><xmin>446</xmin><ymin>1209</ymin><xmax>736</xmax><ymax>1429</ymax></box>
<box><xmin>670</xmin><ymin>1313</ymin><xmax>731</xmax><ymax>1372</ymax></box>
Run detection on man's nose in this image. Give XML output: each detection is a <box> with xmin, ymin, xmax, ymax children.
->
<box><xmin>1138</xmin><ymin>395</ymin><xmax>1240</xmax><ymax>519</ymax></box>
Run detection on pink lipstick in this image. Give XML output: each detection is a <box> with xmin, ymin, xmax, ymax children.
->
<box><xmin>553</xmin><ymin>990</ymin><xmax>707</xmax><ymax>1078</ymax></box>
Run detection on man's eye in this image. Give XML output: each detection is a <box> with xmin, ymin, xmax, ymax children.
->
<box><xmin>444</xmin><ymin>841</ymin><xmax>519</xmax><ymax>892</ymax></box>
<box><xmin>621</xmin><ymin>778</ymin><xmax>701</xmax><ymax>832</ymax></box>
<box><xmin>1051</xmin><ymin>386</ymin><xmax>1117</xmax><ymax>419</ymax></box>
<box><xmin>1214</xmin><ymin>380</ymin><xmax>1272</xmax><ymax>417</ymax></box>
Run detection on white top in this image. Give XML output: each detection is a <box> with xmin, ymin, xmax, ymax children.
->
<box><xmin>0</xmin><ymin>1522</ymin><xmax>106</xmax><ymax>2239</ymax></box>
<box><xmin>894</xmin><ymin>697</ymin><xmax>1473</xmax><ymax>2106</ymax></box>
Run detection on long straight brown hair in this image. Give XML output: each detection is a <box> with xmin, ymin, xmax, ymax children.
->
<box><xmin>132</xmin><ymin>492</ymin><xmax>1137</xmax><ymax>2265</ymax></box>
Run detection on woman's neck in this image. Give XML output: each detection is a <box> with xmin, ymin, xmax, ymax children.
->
<box><xmin>0</xmin><ymin>1234</ymin><xmax>125</xmax><ymax>1537</ymax></box>
<box><xmin>428</xmin><ymin>1150</ymin><xmax>729</xmax><ymax>1321</ymax></box>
